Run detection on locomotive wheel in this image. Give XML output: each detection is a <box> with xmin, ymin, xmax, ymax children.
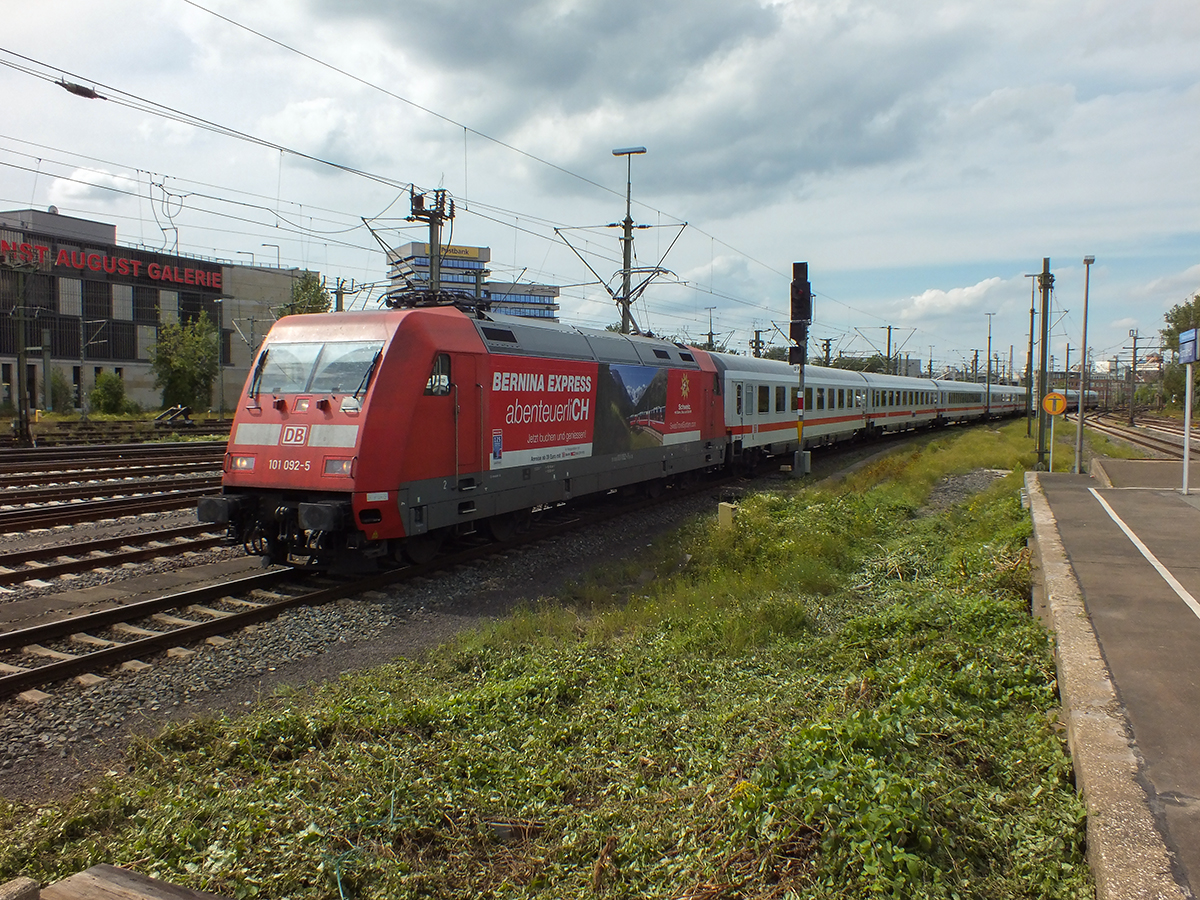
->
<box><xmin>402</xmin><ymin>530</ymin><xmax>445</xmax><ymax>565</ymax></box>
<box><xmin>484</xmin><ymin>513</ymin><xmax>523</xmax><ymax>542</ymax></box>
<box><xmin>644</xmin><ymin>478</ymin><xmax>665</xmax><ymax>499</ymax></box>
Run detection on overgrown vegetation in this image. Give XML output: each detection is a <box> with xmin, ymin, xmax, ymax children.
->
<box><xmin>0</xmin><ymin>421</ymin><xmax>1091</xmax><ymax>899</ymax></box>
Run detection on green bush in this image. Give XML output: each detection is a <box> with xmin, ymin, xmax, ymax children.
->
<box><xmin>50</xmin><ymin>368</ymin><xmax>75</xmax><ymax>411</ymax></box>
<box><xmin>89</xmin><ymin>372</ymin><xmax>128</xmax><ymax>414</ymax></box>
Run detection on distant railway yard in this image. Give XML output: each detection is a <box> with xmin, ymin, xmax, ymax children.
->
<box><xmin>0</xmin><ymin>413</ymin><xmax>1195</xmax><ymax>898</ymax></box>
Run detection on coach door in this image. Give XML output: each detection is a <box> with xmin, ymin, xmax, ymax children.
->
<box><xmin>453</xmin><ymin>355</ymin><xmax>481</xmax><ymax>478</ymax></box>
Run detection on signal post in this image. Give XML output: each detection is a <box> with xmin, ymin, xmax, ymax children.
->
<box><xmin>789</xmin><ymin>262</ymin><xmax>813</xmax><ymax>476</ymax></box>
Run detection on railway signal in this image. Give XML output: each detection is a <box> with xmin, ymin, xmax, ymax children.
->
<box><xmin>789</xmin><ymin>262</ymin><xmax>813</xmax><ymax>474</ymax></box>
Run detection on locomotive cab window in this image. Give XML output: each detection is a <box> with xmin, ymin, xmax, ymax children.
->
<box><xmin>256</xmin><ymin>340</ymin><xmax>384</xmax><ymax>395</ymax></box>
<box><xmin>424</xmin><ymin>354</ymin><xmax>451</xmax><ymax>396</ymax></box>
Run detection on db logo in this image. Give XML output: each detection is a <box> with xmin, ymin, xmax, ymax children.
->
<box><xmin>281</xmin><ymin>425</ymin><xmax>309</xmax><ymax>445</ymax></box>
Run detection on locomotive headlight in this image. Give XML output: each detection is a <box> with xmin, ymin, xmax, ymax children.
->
<box><xmin>324</xmin><ymin>457</ymin><xmax>354</xmax><ymax>476</ymax></box>
<box><xmin>229</xmin><ymin>455</ymin><xmax>256</xmax><ymax>472</ymax></box>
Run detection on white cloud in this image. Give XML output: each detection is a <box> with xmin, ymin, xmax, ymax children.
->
<box><xmin>898</xmin><ymin>277</ymin><xmax>1005</xmax><ymax>321</ymax></box>
<box><xmin>46</xmin><ymin>169</ymin><xmax>140</xmax><ymax>208</ymax></box>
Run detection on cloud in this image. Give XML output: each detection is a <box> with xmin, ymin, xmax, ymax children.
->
<box><xmin>46</xmin><ymin>169</ymin><xmax>140</xmax><ymax>208</ymax></box>
<box><xmin>897</xmin><ymin>276</ymin><xmax>1004</xmax><ymax>322</ymax></box>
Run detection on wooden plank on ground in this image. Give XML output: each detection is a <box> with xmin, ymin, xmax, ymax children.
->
<box><xmin>40</xmin><ymin>864</ymin><xmax>233</xmax><ymax>900</ymax></box>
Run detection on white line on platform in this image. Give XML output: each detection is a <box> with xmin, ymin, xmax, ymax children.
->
<box><xmin>1089</xmin><ymin>487</ymin><xmax>1200</xmax><ymax>623</ymax></box>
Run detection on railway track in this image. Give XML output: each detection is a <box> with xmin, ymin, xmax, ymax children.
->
<box><xmin>0</xmin><ymin>524</ymin><xmax>223</xmax><ymax>588</ymax></box>
<box><xmin>0</xmin><ymin>440</ymin><xmax>225</xmax><ymax>471</ymax></box>
<box><xmin>1082</xmin><ymin>412</ymin><xmax>1199</xmax><ymax>460</ymax></box>
<box><xmin>0</xmin><ymin>441</ymin><xmax>225</xmax><ymax>532</ymax></box>
<box><xmin>0</xmin><ymin>488</ymin><xmax>216</xmax><ymax>533</ymax></box>
<box><xmin>0</xmin><ymin>472</ymin><xmax>727</xmax><ymax>701</ymax></box>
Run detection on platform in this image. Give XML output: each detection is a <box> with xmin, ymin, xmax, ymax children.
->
<box><xmin>1028</xmin><ymin>458</ymin><xmax>1200</xmax><ymax>900</ymax></box>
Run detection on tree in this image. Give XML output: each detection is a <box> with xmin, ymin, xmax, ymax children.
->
<box><xmin>1160</xmin><ymin>293</ymin><xmax>1200</xmax><ymax>409</ymax></box>
<box><xmin>150</xmin><ymin>313</ymin><xmax>218</xmax><ymax>409</ymax></box>
<box><xmin>291</xmin><ymin>271</ymin><xmax>332</xmax><ymax>315</ymax></box>
<box><xmin>90</xmin><ymin>372</ymin><xmax>128</xmax><ymax>414</ymax></box>
<box><xmin>50</xmin><ymin>368</ymin><xmax>74</xmax><ymax>411</ymax></box>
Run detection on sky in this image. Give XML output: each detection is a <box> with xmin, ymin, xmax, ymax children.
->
<box><xmin>1</xmin><ymin>0</ymin><xmax>1197</xmax><ymax>377</ymax></box>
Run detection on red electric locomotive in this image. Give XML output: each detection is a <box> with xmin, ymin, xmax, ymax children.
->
<box><xmin>199</xmin><ymin>306</ymin><xmax>730</xmax><ymax>567</ymax></box>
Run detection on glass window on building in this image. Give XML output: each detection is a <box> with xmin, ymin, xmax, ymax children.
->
<box><xmin>58</xmin><ymin>278</ymin><xmax>82</xmax><ymax>317</ymax></box>
<box><xmin>160</xmin><ymin>291</ymin><xmax>179</xmax><ymax>325</ymax></box>
<box><xmin>82</xmin><ymin>281</ymin><xmax>111</xmax><ymax>320</ymax></box>
<box><xmin>112</xmin><ymin>284</ymin><xmax>133</xmax><ymax>320</ymax></box>
<box><xmin>133</xmin><ymin>286</ymin><xmax>157</xmax><ymax>325</ymax></box>
<box><xmin>137</xmin><ymin>325</ymin><xmax>157</xmax><ymax>361</ymax></box>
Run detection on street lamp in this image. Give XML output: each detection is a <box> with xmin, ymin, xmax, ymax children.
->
<box><xmin>985</xmin><ymin>312</ymin><xmax>995</xmax><ymax>416</ymax></box>
<box><xmin>262</xmin><ymin>243</ymin><xmax>281</xmax><ymax>268</ymax></box>
<box><xmin>214</xmin><ymin>298</ymin><xmax>225</xmax><ymax>421</ymax></box>
<box><xmin>612</xmin><ymin>146</ymin><xmax>646</xmax><ymax>334</ymax></box>
<box><xmin>236</xmin><ymin>251</ymin><xmax>255</xmax><ymax>266</ymax></box>
<box><xmin>1074</xmin><ymin>256</ymin><xmax>1095</xmax><ymax>473</ymax></box>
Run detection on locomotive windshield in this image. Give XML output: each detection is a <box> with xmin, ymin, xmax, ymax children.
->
<box><xmin>254</xmin><ymin>340</ymin><xmax>384</xmax><ymax>394</ymax></box>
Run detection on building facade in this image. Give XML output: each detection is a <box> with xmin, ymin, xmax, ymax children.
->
<box><xmin>0</xmin><ymin>208</ymin><xmax>302</xmax><ymax>414</ymax></box>
<box><xmin>387</xmin><ymin>242</ymin><xmax>560</xmax><ymax>320</ymax></box>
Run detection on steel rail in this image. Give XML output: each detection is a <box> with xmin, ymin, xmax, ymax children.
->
<box><xmin>0</xmin><ymin>528</ymin><xmax>224</xmax><ymax>588</ymax></box>
<box><xmin>0</xmin><ymin>476</ymin><xmax>219</xmax><ymax>506</ymax></box>
<box><xmin>0</xmin><ymin>490</ymin><xmax>213</xmax><ymax>532</ymax></box>
<box><xmin>0</xmin><ymin>462</ymin><xmax>222</xmax><ymax>488</ymax></box>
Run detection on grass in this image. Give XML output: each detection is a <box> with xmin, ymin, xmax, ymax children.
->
<box><xmin>0</xmin><ymin>420</ymin><xmax>1093</xmax><ymax>899</ymax></box>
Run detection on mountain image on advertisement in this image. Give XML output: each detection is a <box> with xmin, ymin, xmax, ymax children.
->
<box><xmin>610</xmin><ymin>364</ymin><xmax>660</xmax><ymax>408</ymax></box>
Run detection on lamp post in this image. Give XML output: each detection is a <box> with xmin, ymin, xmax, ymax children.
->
<box><xmin>236</xmin><ymin>251</ymin><xmax>255</xmax><ymax>266</ymax></box>
<box><xmin>262</xmin><ymin>243</ymin><xmax>281</xmax><ymax>268</ymax></box>
<box><xmin>611</xmin><ymin>146</ymin><xmax>646</xmax><ymax>334</ymax></box>
<box><xmin>1074</xmin><ymin>256</ymin><xmax>1095</xmax><ymax>473</ymax></box>
<box><xmin>985</xmin><ymin>312</ymin><xmax>995</xmax><ymax>416</ymax></box>
<box><xmin>213</xmin><ymin>298</ymin><xmax>225</xmax><ymax>421</ymax></box>
<box><xmin>1024</xmin><ymin>273</ymin><xmax>1037</xmax><ymax>435</ymax></box>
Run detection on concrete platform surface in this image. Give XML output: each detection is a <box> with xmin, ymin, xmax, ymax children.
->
<box><xmin>1029</xmin><ymin>461</ymin><xmax>1200</xmax><ymax>900</ymax></box>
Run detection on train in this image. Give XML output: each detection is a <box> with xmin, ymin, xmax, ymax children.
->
<box><xmin>198</xmin><ymin>305</ymin><xmax>1041</xmax><ymax>569</ymax></box>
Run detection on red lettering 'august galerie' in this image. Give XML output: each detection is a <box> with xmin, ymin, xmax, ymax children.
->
<box><xmin>0</xmin><ymin>241</ymin><xmax>222</xmax><ymax>290</ymax></box>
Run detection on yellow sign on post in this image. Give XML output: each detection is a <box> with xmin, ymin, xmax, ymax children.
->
<box><xmin>1041</xmin><ymin>391</ymin><xmax>1068</xmax><ymax>472</ymax></box>
<box><xmin>1042</xmin><ymin>391</ymin><xmax>1067</xmax><ymax>416</ymax></box>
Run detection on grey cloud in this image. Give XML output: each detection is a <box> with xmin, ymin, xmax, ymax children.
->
<box><xmin>302</xmin><ymin>0</ymin><xmax>978</xmax><ymax>210</ymax></box>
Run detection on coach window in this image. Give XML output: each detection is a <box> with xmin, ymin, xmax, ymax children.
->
<box><xmin>736</xmin><ymin>384</ymin><xmax>743</xmax><ymax>415</ymax></box>
<box><xmin>424</xmin><ymin>354</ymin><xmax>451</xmax><ymax>396</ymax></box>
<box><xmin>838</xmin><ymin>388</ymin><xmax>845</xmax><ymax>409</ymax></box>
<box><xmin>775</xmin><ymin>385</ymin><xmax>785</xmax><ymax>412</ymax></box>
<box><xmin>758</xmin><ymin>385</ymin><xmax>770</xmax><ymax>414</ymax></box>
<box><xmin>805</xmin><ymin>387</ymin><xmax>812</xmax><ymax>411</ymax></box>
<box><xmin>791</xmin><ymin>387</ymin><xmax>800</xmax><ymax>411</ymax></box>
<box><xmin>816</xmin><ymin>388</ymin><xmax>825</xmax><ymax>410</ymax></box>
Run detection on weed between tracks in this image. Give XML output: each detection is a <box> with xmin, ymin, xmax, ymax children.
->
<box><xmin>0</xmin><ymin>421</ymin><xmax>1091</xmax><ymax>899</ymax></box>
